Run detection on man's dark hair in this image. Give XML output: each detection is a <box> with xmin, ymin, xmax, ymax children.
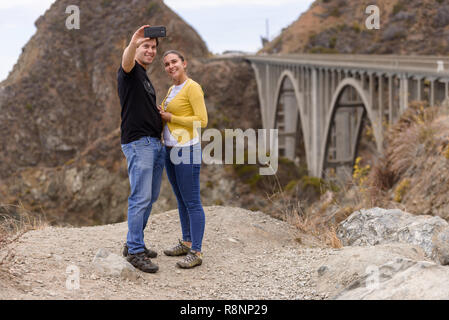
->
<box><xmin>140</xmin><ymin>37</ymin><xmax>159</xmax><ymax>47</ymax></box>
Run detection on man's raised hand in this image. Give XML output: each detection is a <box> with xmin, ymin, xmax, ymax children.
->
<box><xmin>131</xmin><ymin>25</ymin><xmax>150</xmax><ymax>46</ymax></box>
<box><xmin>122</xmin><ymin>25</ymin><xmax>150</xmax><ymax>73</ymax></box>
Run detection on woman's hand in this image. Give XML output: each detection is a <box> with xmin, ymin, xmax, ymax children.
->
<box><xmin>161</xmin><ymin>111</ymin><xmax>172</xmax><ymax>122</ymax></box>
<box><xmin>159</xmin><ymin>106</ymin><xmax>172</xmax><ymax>122</ymax></box>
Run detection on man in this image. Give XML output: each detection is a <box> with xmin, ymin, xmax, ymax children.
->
<box><xmin>117</xmin><ymin>25</ymin><xmax>165</xmax><ymax>273</ymax></box>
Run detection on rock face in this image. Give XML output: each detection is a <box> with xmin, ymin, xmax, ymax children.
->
<box><xmin>0</xmin><ymin>0</ymin><xmax>261</xmax><ymax>226</ymax></box>
<box><xmin>0</xmin><ymin>0</ymin><xmax>209</xmax><ymax>177</ymax></box>
<box><xmin>1</xmin><ymin>127</ymin><xmax>241</xmax><ymax>226</ymax></box>
<box><xmin>0</xmin><ymin>0</ymin><xmax>260</xmax><ymax>179</ymax></box>
<box><xmin>337</xmin><ymin>208</ymin><xmax>449</xmax><ymax>265</ymax></box>
<box><xmin>92</xmin><ymin>248</ymin><xmax>137</xmax><ymax>281</ymax></box>
<box><xmin>262</xmin><ymin>0</ymin><xmax>449</xmax><ymax>55</ymax></box>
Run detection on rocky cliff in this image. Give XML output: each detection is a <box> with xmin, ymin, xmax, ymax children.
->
<box><xmin>0</xmin><ymin>0</ymin><xmax>209</xmax><ymax>176</ymax></box>
<box><xmin>0</xmin><ymin>0</ymin><xmax>261</xmax><ymax>226</ymax></box>
<box><xmin>262</xmin><ymin>0</ymin><xmax>449</xmax><ymax>55</ymax></box>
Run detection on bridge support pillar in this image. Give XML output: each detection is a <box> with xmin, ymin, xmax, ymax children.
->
<box><xmin>400</xmin><ymin>76</ymin><xmax>409</xmax><ymax>115</ymax></box>
<box><xmin>311</xmin><ymin>68</ymin><xmax>320</xmax><ymax>176</ymax></box>
<box><xmin>430</xmin><ymin>78</ymin><xmax>436</xmax><ymax>106</ymax></box>
<box><xmin>378</xmin><ymin>74</ymin><xmax>384</xmax><ymax>149</ymax></box>
<box><xmin>388</xmin><ymin>75</ymin><xmax>394</xmax><ymax>125</ymax></box>
<box><xmin>282</xmin><ymin>81</ymin><xmax>298</xmax><ymax>160</ymax></box>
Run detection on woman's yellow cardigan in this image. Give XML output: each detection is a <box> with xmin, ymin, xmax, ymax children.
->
<box><xmin>161</xmin><ymin>79</ymin><xmax>208</xmax><ymax>146</ymax></box>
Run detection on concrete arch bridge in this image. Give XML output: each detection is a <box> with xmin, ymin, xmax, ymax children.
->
<box><xmin>246</xmin><ymin>54</ymin><xmax>449</xmax><ymax>179</ymax></box>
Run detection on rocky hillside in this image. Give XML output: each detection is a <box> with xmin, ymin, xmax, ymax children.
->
<box><xmin>0</xmin><ymin>0</ymin><xmax>261</xmax><ymax>225</ymax></box>
<box><xmin>365</xmin><ymin>102</ymin><xmax>449</xmax><ymax>220</ymax></box>
<box><xmin>262</xmin><ymin>0</ymin><xmax>449</xmax><ymax>55</ymax></box>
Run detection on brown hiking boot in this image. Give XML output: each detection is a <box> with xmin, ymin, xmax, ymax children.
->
<box><xmin>176</xmin><ymin>251</ymin><xmax>203</xmax><ymax>269</ymax></box>
<box><xmin>123</xmin><ymin>243</ymin><xmax>157</xmax><ymax>259</ymax></box>
<box><xmin>163</xmin><ymin>240</ymin><xmax>191</xmax><ymax>256</ymax></box>
<box><xmin>126</xmin><ymin>252</ymin><xmax>159</xmax><ymax>273</ymax></box>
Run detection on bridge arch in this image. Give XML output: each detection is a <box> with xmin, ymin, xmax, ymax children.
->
<box><xmin>250</xmin><ymin>64</ymin><xmax>268</xmax><ymax>129</ymax></box>
<box><xmin>273</xmin><ymin>70</ymin><xmax>310</xmax><ymax>169</ymax></box>
<box><xmin>319</xmin><ymin>77</ymin><xmax>381</xmax><ymax>178</ymax></box>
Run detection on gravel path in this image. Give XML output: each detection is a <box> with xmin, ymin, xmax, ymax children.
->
<box><xmin>0</xmin><ymin>206</ymin><xmax>334</xmax><ymax>300</ymax></box>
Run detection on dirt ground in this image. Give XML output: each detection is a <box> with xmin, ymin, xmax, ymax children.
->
<box><xmin>0</xmin><ymin>206</ymin><xmax>335</xmax><ymax>300</ymax></box>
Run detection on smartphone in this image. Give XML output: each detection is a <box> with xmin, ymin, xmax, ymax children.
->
<box><xmin>144</xmin><ymin>26</ymin><xmax>167</xmax><ymax>38</ymax></box>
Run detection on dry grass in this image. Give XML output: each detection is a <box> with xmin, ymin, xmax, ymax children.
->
<box><xmin>0</xmin><ymin>203</ymin><xmax>47</xmax><ymax>247</ymax></box>
<box><xmin>263</xmin><ymin>157</ymin><xmax>372</xmax><ymax>248</ymax></box>
<box><xmin>288</xmin><ymin>207</ymin><xmax>343</xmax><ymax>249</ymax></box>
<box><xmin>0</xmin><ymin>203</ymin><xmax>47</xmax><ymax>280</ymax></box>
<box><xmin>385</xmin><ymin>102</ymin><xmax>440</xmax><ymax>177</ymax></box>
<box><xmin>269</xmin><ymin>185</ymin><xmax>350</xmax><ymax>248</ymax></box>
<box><xmin>355</xmin><ymin>99</ymin><xmax>449</xmax><ymax>220</ymax></box>
<box><xmin>366</xmin><ymin>101</ymin><xmax>449</xmax><ymax>209</ymax></box>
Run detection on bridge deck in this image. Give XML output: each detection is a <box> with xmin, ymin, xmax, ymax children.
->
<box><xmin>246</xmin><ymin>54</ymin><xmax>449</xmax><ymax>78</ymax></box>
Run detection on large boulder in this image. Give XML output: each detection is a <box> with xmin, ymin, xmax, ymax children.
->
<box><xmin>91</xmin><ymin>248</ymin><xmax>137</xmax><ymax>281</ymax></box>
<box><xmin>334</xmin><ymin>258</ymin><xmax>449</xmax><ymax>300</ymax></box>
<box><xmin>315</xmin><ymin>243</ymin><xmax>428</xmax><ymax>298</ymax></box>
<box><xmin>337</xmin><ymin>208</ymin><xmax>449</xmax><ymax>265</ymax></box>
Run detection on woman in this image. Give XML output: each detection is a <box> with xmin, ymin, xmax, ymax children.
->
<box><xmin>158</xmin><ymin>50</ymin><xmax>208</xmax><ymax>269</ymax></box>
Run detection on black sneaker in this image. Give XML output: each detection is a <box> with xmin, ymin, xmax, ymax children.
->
<box><xmin>126</xmin><ymin>252</ymin><xmax>159</xmax><ymax>273</ymax></box>
<box><xmin>123</xmin><ymin>243</ymin><xmax>157</xmax><ymax>259</ymax></box>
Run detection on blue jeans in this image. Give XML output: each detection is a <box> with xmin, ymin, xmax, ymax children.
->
<box><xmin>165</xmin><ymin>143</ymin><xmax>205</xmax><ymax>252</ymax></box>
<box><xmin>121</xmin><ymin>136</ymin><xmax>165</xmax><ymax>254</ymax></box>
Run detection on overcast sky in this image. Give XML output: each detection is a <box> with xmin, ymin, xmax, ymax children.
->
<box><xmin>0</xmin><ymin>0</ymin><xmax>314</xmax><ymax>81</ymax></box>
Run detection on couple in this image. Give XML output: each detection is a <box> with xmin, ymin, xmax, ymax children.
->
<box><xmin>117</xmin><ymin>25</ymin><xmax>208</xmax><ymax>273</ymax></box>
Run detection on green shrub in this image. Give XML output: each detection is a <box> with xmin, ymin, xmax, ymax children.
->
<box><xmin>329</xmin><ymin>36</ymin><xmax>337</xmax><ymax>48</ymax></box>
<box><xmin>329</xmin><ymin>7</ymin><xmax>341</xmax><ymax>17</ymax></box>
<box><xmin>394</xmin><ymin>178</ymin><xmax>411</xmax><ymax>202</ymax></box>
<box><xmin>101</xmin><ymin>0</ymin><xmax>112</xmax><ymax>7</ymax></box>
<box><xmin>352</xmin><ymin>22</ymin><xmax>361</xmax><ymax>33</ymax></box>
<box><xmin>392</xmin><ymin>2</ymin><xmax>405</xmax><ymax>15</ymax></box>
<box><xmin>247</xmin><ymin>174</ymin><xmax>261</xmax><ymax>188</ymax></box>
<box><xmin>309</xmin><ymin>47</ymin><xmax>339</xmax><ymax>54</ymax></box>
<box><xmin>147</xmin><ymin>2</ymin><xmax>159</xmax><ymax>16</ymax></box>
<box><xmin>285</xmin><ymin>180</ymin><xmax>299</xmax><ymax>192</ymax></box>
<box><xmin>301</xmin><ymin>176</ymin><xmax>339</xmax><ymax>194</ymax></box>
